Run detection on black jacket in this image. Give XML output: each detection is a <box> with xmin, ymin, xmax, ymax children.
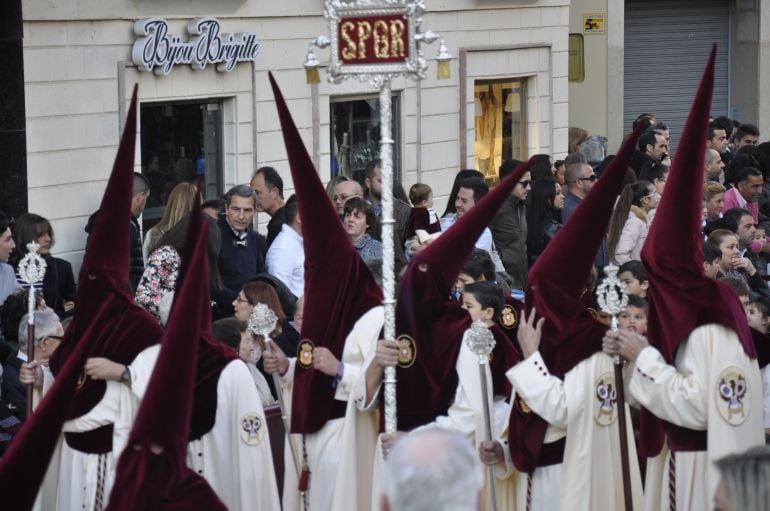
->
<box><xmin>85</xmin><ymin>212</ymin><xmax>144</xmax><ymax>293</ymax></box>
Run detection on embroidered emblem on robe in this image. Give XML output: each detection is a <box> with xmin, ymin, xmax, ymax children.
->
<box><xmin>594</xmin><ymin>372</ymin><xmax>618</xmax><ymax>426</ymax></box>
<box><xmin>716</xmin><ymin>367</ymin><xmax>750</xmax><ymax>426</ymax></box>
<box><xmin>240</xmin><ymin>413</ymin><xmax>262</xmax><ymax>445</ymax></box>
<box><xmin>297</xmin><ymin>339</ymin><xmax>315</xmax><ymax>369</ymax></box>
<box><xmin>396</xmin><ymin>334</ymin><xmax>417</xmax><ymax>368</ymax></box>
<box><xmin>500</xmin><ymin>305</ymin><xmax>518</xmax><ymax>329</ymax></box>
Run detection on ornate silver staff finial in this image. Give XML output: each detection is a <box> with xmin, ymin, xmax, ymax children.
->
<box><xmin>463</xmin><ymin>318</ymin><xmax>499</xmax><ymax>511</ymax></box>
<box><xmin>247</xmin><ymin>302</ymin><xmax>278</xmax><ymax>340</ymax></box>
<box><xmin>18</xmin><ymin>241</ymin><xmax>47</xmax><ymax>288</ymax></box>
<box><xmin>465</xmin><ymin>319</ymin><xmax>496</xmax><ymax>364</ymax></box>
<box><xmin>597</xmin><ymin>264</ymin><xmax>629</xmax><ymax>331</ymax></box>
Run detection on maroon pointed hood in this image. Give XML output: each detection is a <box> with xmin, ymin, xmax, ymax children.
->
<box><xmin>505</xmin><ymin>121</ymin><xmax>643</xmax><ymax>473</ymax></box>
<box><xmin>107</xmin><ymin>195</ymin><xmax>225</xmax><ymax>510</ymax></box>
<box><xmin>48</xmin><ymin>86</ymin><xmax>163</xmax><ymax>419</ymax></box>
<box><xmin>639</xmin><ymin>46</ymin><xmax>755</xmax><ymax>458</ymax></box>
<box><xmin>641</xmin><ymin>45</ymin><xmax>753</xmax><ymax>363</ymax></box>
<box><xmin>269</xmin><ymin>73</ymin><xmax>383</xmax><ymax>434</ymax></box>
<box><xmin>0</xmin><ymin>304</ymin><xmax>115</xmax><ymax>510</ymax></box>
<box><xmin>394</xmin><ymin>159</ymin><xmax>532</xmax><ymax>430</ymax></box>
<box><xmin>526</xmin><ymin>122</ymin><xmax>643</xmax><ymax>371</ymax></box>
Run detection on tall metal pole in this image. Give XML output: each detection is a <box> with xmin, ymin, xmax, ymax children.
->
<box><xmin>379</xmin><ymin>78</ymin><xmax>398</xmax><ymax>434</ymax></box>
<box><xmin>18</xmin><ymin>241</ymin><xmax>46</xmax><ymax>419</ymax></box>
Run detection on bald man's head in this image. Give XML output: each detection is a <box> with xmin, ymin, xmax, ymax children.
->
<box><xmin>332</xmin><ymin>180</ymin><xmax>364</xmax><ymax>215</ymax></box>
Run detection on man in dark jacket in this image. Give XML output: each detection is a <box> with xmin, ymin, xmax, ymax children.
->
<box><xmin>85</xmin><ymin>172</ymin><xmax>149</xmax><ymax>293</ymax></box>
<box><xmin>217</xmin><ymin>185</ymin><xmax>267</xmax><ymax>310</ymax></box>
<box><xmin>489</xmin><ymin>160</ymin><xmax>531</xmax><ymax>289</ymax></box>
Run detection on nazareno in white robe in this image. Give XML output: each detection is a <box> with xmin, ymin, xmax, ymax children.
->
<box><xmin>629</xmin><ymin>324</ymin><xmax>764</xmax><ymax>511</ymax></box>
<box><xmin>492</xmin><ymin>369</ymin><xmax>565</xmax><ymax>511</ymax></box>
<box><xmin>508</xmin><ymin>351</ymin><xmax>644</xmax><ymax>511</ymax></box>
<box><xmin>126</xmin><ymin>345</ymin><xmax>281</xmax><ymax>510</ymax></box>
<box><xmin>370</xmin><ymin>331</ymin><xmax>508</xmax><ymax>511</ymax></box>
<box><xmin>32</xmin><ymin>367</ymin><xmax>135</xmax><ymax>511</ymax></box>
<box><xmin>279</xmin><ymin>305</ymin><xmax>383</xmax><ymax>511</ymax></box>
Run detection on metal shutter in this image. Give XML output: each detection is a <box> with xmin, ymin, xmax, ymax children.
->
<box><xmin>624</xmin><ymin>0</ymin><xmax>729</xmax><ymax>153</ymax></box>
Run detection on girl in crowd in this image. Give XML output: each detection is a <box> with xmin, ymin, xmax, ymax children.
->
<box><xmin>607</xmin><ymin>181</ymin><xmax>659</xmax><ymax>264</ymax></box>
<box><xmin>707</xmin><ymin>228</ymin><xmax>766</xmax><ymax>296</ymax></box>
<box><xmin>11</xmin><ymin>213</ymin><xmax>76</xmax><ymax>318</ymax></box>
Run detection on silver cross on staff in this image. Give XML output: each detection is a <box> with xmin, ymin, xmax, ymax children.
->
<box><xmin>597</xmin><ymin>263</ymin><xmax>633</xmax><ymax>511</ymax></box>
<box><xmin>18</xmin><ymin>241</ymin><xmax>47</xmax><ymax>419</ymax></box>
<box><xmin>464</xmin><ymin>319</ymin><xmax>498</xmax><ymax>511</ymax></box>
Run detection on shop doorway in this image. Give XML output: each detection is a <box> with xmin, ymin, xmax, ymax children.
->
<box><xmin>139</xmin><ymin>101</ymin><xmax>223</xmax><ymax>231</ymax></box>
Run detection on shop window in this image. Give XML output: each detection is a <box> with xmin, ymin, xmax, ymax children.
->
<box><xmin>474</xmin><ymin>79</ymin><xmax>527</xmax><ymax>184</ymax></box>
<box><xmin>330</xmin><ymin>95</ymin><xmax>401</xmax><ymax>185</ymax></box>
<box><xmin>139</xmin><ymin>101</ymin><xmax>223</xmax><ymax>231</ymax></box>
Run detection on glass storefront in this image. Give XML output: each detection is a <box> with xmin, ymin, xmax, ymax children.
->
<box><xmin>139</xmin><ymin>101</ymin><xmax>223</xmax><ymax>230</ymax></box>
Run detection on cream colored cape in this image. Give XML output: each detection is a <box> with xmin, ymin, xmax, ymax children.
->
<box><xmin>509</xmin><ymin>351</ymin><xmax>644</xmax><ymax>510</ymax></box>
<box><xmin>280</xmin><ymin>306</ymin><xmax>383</xmax><ymax>511</ymax></box>
<box><xmin>629</xmin><ymin>324</ymin><xmax>764</xmax><ymax>511</ymax></box>
<box><xmin>127</xmin><ymin>345</ymin><xmax>281</xmax><ymax>510</ymax></box>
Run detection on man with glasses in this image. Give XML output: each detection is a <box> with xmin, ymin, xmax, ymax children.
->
<box><xmin>490</xmin><ymin>160</ymin><xmax>532</xmax><ymax>289</ymax></box>
<box><xmin>562</xmin><ymin>162</ymin><xmax>596</xmax><ymax>223</ymax></box>
<box><xmin>217</xmin><ymin>185</ymin><xmax>267</xmax><ymax>314</ymax></box>
<box><xmin>332</xmin><ymin>179</ymin><xmax>364</xmax><ymax>217</ymax></box>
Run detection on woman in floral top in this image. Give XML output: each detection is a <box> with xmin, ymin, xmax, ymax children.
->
<box><xmin>135</xmin><ymin>245</ymin><xmax>180</xmax><ymax>322</ymax></box>
<box><xmin>135</xmin><ymin>212</ymin><xmax>224</xmax><ymax>323</ymax></box>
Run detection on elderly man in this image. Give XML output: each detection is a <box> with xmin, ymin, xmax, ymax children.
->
<box><xmin>381</xmin><ymin>429</ymin><xmax>484</xmax><ymax>511</ymax></box>
<box><xmin>332</xmin><ymin>179</ymin><xmax>364</xmax><ymax>217</ymax></box>
<box><xmin>217</xmin><ymin>184</ymin><xmax>267</xmax><ymax>307</ymax></box>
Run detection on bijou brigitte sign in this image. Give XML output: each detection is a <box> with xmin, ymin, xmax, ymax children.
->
<box><xmin>132</xmin><ymin>17</ymin><xmax>261</xmax><ymax>75</ymax></box>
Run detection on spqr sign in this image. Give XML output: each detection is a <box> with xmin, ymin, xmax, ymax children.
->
<box><xmin>326</xmin><ymin>1</ymin><xmax>424</xmax><ymax>80</ymax></box>
<box><xmin>338</xmin><ymin>15</ymin><xmax>409</xmax><ymax>64</ymax></box>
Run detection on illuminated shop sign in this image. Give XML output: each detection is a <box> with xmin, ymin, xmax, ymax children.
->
<box><xmin>132</xmin><ymin>17</ymin><xmax>261</xmax><ymax>75</ymax></box>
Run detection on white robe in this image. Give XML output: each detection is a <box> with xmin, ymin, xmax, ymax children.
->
<box><xmin>371</xmin><ymin>333</ymin><xmax>507</xmax><ymax>511</ymax></box>
<box><xmin>127</xmin><ymin>345</ymin><xmax>281</xmax><ymax>510</ymax></box>
<box><xmin>280</xmin><ymin>306</ymin><xmax>384</xmax><ymax>511</ymax></box>
<box><xmin>28</xmin><ymin>366</ymin><xmax>135</xmax><ymax>511</ymax></box>
<box><xmin>493</xmin><ymin>378</ymin><xmax>565</xmax><ymax>511</ymax></box>
<box><xmin>629</xmin><ymin>324</ymin><xmax>764</xmax><ymax>511</ymax></box>
<box><xmin>508</xmin><ymin>351</ymin><xmax>644</xmax><ymax>511</ymax></box>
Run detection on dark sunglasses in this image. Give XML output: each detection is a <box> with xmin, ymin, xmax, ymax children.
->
<box><xmin>518</xmin><ymin>180</ymin><xmax>531</xmax><ymax>188</ymax></box>
<box><xmin>578</xmin><ymin>174</ymin><xmax>597</xmax><ymax>182</ymax></box>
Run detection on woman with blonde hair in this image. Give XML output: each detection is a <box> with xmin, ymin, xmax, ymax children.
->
<box><xmin>568</xmin><ymin>126</ymin><xmax>589</xmax><ymax>154</ymax></box>
<box><xmin>704</xmin><ymin>181</ymin><xmax>726</xmax><ymax>222</ymax></box>
<box><xmin>142</xmin><ymin>182</ymin><xmax>198</xmax><ymax>259</ymax></box>
<box><xmin>607</xmin><ymin>181</ymin><xmax>660</xmax><ymax>264</ymax></box>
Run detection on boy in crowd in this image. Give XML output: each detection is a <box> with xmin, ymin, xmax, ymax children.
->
<box><xmin>618</xmin><ymin>295</ymin><xmax>648</xmax><ymax>335</ymax></box>
<box><xmin>618</xmin><ymin>260</ymin><xmax>649</xmax><ymax>298</ymax></box>
<box><xmin>703</xmin><ymin>241</ymin><xmax>723</xmax><ymax>279</ymax></box>
<box><xmin>404</xmin><ymin>183</ymin><xmax>441</xmax><ymax>257</ymax></box>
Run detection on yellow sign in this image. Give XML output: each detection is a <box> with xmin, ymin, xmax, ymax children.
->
<box><xmin>583</xmin><ymin>13</ymin><xmax>606</xmax><ymax>34</ymax></box>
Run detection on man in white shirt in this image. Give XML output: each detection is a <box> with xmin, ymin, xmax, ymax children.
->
<box><xmin>440</xmin><ymin>177</ymin><xmax>493</xmax><ymax>252</ymax></box>
<box><xmin>266</xmin><ymin>195</ymin><xmax>304</xmax><ymax>297</ymax></box>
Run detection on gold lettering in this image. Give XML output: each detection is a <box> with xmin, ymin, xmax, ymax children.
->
<box><xmin>390</xmin><ymin>20</ymin><xmax>405</xmax><ymax>58</ymax></box>
<box><xmin>373</xmin><ymin>21</ymin><xmax>389</xmax><ymax>58</ymax></box>
<box><xmin>357</xmin><ymin>21</ymin><xmax>372</xmax><ymax>59</ymax></box>
<box><xmin>340</xmin><ymin>21</ymin><xmax>356</xmax><ymax>60</ymax></box>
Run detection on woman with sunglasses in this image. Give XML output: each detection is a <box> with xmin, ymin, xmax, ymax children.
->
<box><xmin>607</xmin><ymin>181</ymin><xmax>660</xmax><ymax>265</ymax></box>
